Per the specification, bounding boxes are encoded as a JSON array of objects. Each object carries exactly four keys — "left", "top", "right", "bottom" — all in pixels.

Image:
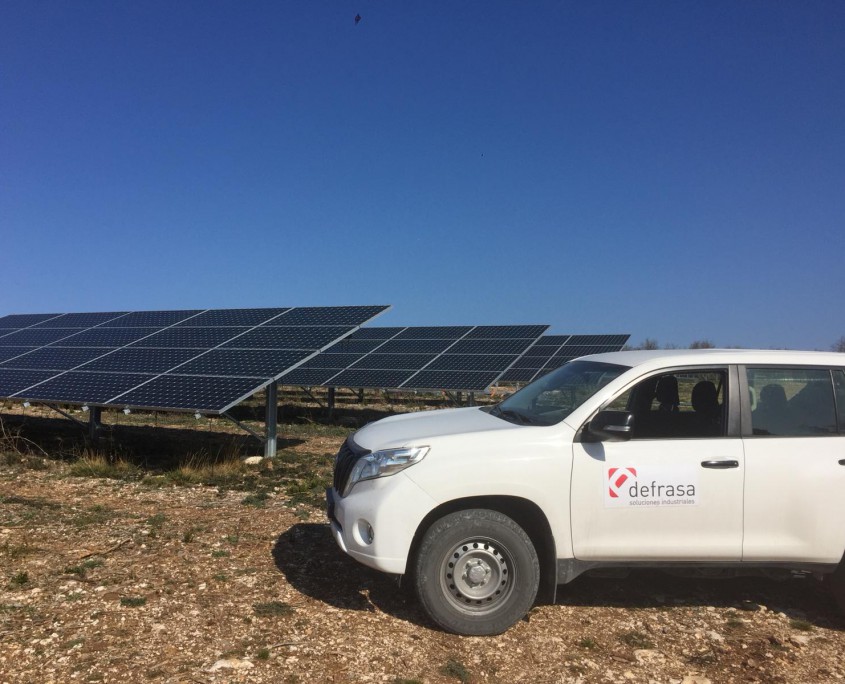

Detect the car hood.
[{"left": 351, "top": 406, "right": 518, "bottom": 451}]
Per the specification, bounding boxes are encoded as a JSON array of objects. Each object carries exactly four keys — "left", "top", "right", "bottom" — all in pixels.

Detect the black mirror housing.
[{"left": 588, "top": 410, "right": 634, "bottom": 442}]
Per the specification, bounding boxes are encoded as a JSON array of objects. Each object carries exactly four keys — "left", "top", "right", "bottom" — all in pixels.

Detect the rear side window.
[
  {"left": 747, "top": 368, "right": 837, "bottom": 436},
  {"left": 835, "top": 370, "right": 845, "bottom": 431}
]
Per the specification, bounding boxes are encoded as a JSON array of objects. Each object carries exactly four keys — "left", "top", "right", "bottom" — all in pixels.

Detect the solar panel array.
[
  {"left": 278, "top": 325, "right": 549, "bottom": 391},
  {"left": 0, "top": 306, "right": 389, "bottom": 413},
  {"left": 499, "top": 334, "right": 630, "bottom": 383}
]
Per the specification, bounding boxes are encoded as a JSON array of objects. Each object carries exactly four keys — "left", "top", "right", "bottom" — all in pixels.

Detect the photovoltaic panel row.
[
  {"left": 499, "top": 333, "right": 630, "bottom": 383},
  {"left": 279, "top": 324, "right": 548, "bottom": 392},
  {"left": 0, "top": 306, "right": 389, "bottom": 412}
]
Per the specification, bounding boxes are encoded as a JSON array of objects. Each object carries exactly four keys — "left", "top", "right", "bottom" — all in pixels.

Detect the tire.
[{"left": 412, "top": 509, "right": 540, "bottom": 635}]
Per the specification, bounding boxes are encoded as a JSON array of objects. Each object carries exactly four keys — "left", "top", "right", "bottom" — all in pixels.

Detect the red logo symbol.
[{"left": 608, "top": 467, "right": 637, "bottom": 498}]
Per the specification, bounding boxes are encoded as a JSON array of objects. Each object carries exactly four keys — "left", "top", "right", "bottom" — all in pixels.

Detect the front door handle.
[{"left": 701, "top": 460, "right": 739, "bottom": 469}]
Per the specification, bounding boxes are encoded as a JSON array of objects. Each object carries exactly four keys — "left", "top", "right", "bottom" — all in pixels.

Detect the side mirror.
[{"left": 588, "top": 410, "right": 634, "bottom": 442}]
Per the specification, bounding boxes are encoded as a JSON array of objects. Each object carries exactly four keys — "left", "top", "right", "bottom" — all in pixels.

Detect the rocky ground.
[{"left": 1, "top": 417, "right": 844, "bottom": 684}]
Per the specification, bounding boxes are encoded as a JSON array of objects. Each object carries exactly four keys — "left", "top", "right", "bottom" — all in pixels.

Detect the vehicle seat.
[
  {"left": 691, "top": 380, "right": 721, "bottom": 435},
  {"left": 654, "top": 376, "right": 680, "bottom": 412},
  {"left": 754, "top": 384, "right": 789, "bottom": 435}
]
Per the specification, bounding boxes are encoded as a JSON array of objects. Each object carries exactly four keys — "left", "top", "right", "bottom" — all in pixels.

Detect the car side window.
[
  {"left": 606, "top": 368, "right": 728, "bottom": 439},
  {"left": 746, "top": 368, "right": 837, "bottom": 436},
  {"left": 832, "top": 370, "right": 845, "bottom": 433}
]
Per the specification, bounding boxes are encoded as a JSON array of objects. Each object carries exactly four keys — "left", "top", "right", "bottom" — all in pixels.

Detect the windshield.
[{"left": 491, "top": 360, "right": 629, "bottom": 426}]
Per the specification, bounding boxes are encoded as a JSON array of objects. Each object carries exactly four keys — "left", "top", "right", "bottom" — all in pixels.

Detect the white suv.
[{"left": 326, "top": 350, "right": 845, "bottom": 635}]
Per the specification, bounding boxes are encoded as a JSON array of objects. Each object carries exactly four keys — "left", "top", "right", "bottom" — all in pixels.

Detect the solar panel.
[
  {"left": 0, "top": 306, "right": 389, "bottom": 413},
  {"left": 278, "top": 324, "right": 549, "bottom": 392},
  {"left": 499, "top": 333, "right": 630, "bottom": 383}
]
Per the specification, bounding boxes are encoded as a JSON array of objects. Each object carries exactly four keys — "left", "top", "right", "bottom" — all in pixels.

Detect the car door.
[
  {"left": 741, "top": 366, "right": 845, "bottom": 563},
  {"left": 570, "top": 365, "right": 745, "bottom": 561}
]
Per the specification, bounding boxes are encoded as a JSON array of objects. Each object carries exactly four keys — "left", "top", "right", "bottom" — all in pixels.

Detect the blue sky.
[{"left": 2, "top": 1, "right": 843, "bottom": 349}]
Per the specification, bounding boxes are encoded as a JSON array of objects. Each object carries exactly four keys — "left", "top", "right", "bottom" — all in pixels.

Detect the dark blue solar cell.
[
  {"left": 15, "top": 372, "right": 155, "bottom": 404},
  {"left": 541, "top": 335, "right": 572, "bottom": 346},
  {"left": 448, "top": 339, "right": 535, "bottom": 355},
  {"left": 269, "top": 305, "right": 389, "bottom": 326},
  {"left": 499, "top": 368, "right": 538, "bottom": 383},
  {"left": 349, "top": 354, "right": 437, "bottom": 370},
  {"left": 0, "top": 369, "right": 57, "bottom": 398},
  {"left": 465, "top": 325, "right": 548, "bottom": 339},
  {"left": 298, "top": 353, "right": 365, "bottom": 370},
  {"left": 553, "top": 345, "right": 614, "bottom": 358},
  {"left": 320, "top": 339, "right": 388, "bottom": 354},
  {"left": 114, "top": 374, "right": 266, "bottom": 412},
  {"left": 100, "top": 310, "right": 204, "bottom": 327},
  {"left": 376, "top": 339, "right": 454, "bottom": 354},
  {"left": 32, "top": 312, "right": 129, "bottom": 328},
  {"left": 175, "top": 349, "right": 312, "bottom": 378},
  {"left": 49, "top": 328, "right": 160, "bottom": 348},
  {"left": 0, "top": 314, "right": 62, "bottom": 328},
  {"left": 401, "top": 370, "right": 499, "bottom": 391},
  {"left": 0, "top": 329, "right": 83, "bottom": 347},
  {"left": 177, "top": 308, "right": 292, "bottom": 327},
  {"left": 394, "top": 326, "right": 472, "bottom": 340},
  {"left": 2, "top": 347, "right": 112, "bottom": 371},
  {"left": 428, "top": 354, "right": 518, "bottom": 372},
  {"left": 0, "top": 347, "right": 37, "bottom": 363},
  {"left": 346, "top": 327, "right": 407, "bottom": 340},
  {"left": 565, "top": 334, "right": 630, "bottom": 346},
  {"left": 510, "top": 355, "right": 547, "bottom": 369},
  {"left": 131, "top": 327, "right": 249, "bottom": 348},
  {"left": 222, "top": 326, "right": 353, "bottom": 350},
  {"left": 328, "top": 368, "right": 415, "bottom": 389},
  {"left": 277, "top": 368, "right": 342, "bottom": 386},
  {"left": 79, "top": 348, "right": 202, "bottom": 374}
]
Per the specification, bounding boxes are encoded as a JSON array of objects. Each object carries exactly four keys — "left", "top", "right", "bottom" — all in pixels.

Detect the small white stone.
[
  {"left": 208, "top": 658, "right": 254, "bottom": 672},
  {"left": 244, "top": 456, "right": 264, "bottom": 466}
]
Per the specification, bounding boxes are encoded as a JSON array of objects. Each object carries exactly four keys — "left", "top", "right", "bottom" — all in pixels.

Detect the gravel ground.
[{"left": 2, "top": 435, "right": 845, "bottom": 684}]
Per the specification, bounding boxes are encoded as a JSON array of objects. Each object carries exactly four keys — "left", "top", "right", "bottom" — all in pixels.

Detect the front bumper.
[{"left": 325, "top": 473, "right": 437, "bottom": 575}]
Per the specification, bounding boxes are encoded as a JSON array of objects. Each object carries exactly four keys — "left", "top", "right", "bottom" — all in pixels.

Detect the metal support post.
[
  {"left": 468, "top": 393, "right": 476, "bottom": 407},
  {"left": 264, "top": 382, "right": 278, "bottom": 459},
  {"left": 358, "top": 388, "right": 364, "bottom": 403},
  {"left": 327, "top": 387, "right": 336, "bottom": 416},
  {"left": 89, "top": 407, "right": 102, "bottom": 444}
]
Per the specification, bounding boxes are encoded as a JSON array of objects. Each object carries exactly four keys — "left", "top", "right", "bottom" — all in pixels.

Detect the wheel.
[{"left": 411, "top": 509, "right": 540, "bottom": 635}]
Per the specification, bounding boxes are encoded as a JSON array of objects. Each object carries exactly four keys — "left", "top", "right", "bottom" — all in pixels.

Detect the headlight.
[{"left": 343, "top": 446, "right": 429, "bottom": 496}]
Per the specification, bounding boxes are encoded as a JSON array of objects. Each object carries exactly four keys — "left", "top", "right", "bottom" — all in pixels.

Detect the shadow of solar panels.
[{"left": 0, "top": 306, "right": 390, "bottom": 412}]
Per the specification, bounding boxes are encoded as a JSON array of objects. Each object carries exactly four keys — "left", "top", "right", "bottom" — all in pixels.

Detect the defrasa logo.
[{"left": 604, "top": 466, "right": 698, "bottom": 508}]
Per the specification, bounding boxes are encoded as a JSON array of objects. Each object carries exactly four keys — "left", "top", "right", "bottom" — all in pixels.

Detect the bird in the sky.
[{"left": 354, "top": 14, "right": 362, "bottom": 25}]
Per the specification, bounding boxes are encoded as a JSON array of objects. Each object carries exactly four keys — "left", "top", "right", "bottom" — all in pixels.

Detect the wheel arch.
[{"left": 407, "top": 495, "right": 558, "bottom": 604}]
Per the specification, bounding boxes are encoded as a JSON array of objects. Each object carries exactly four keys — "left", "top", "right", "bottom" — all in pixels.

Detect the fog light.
[{"left": 356, "top": 519, "right": 374, "bottom": 545}]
